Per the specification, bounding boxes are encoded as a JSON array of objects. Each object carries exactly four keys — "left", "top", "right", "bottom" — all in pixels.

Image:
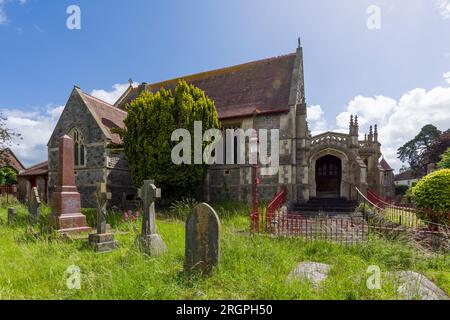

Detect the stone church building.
[{"left": 47, "top": 40, "right": 394, "bottom": 208}]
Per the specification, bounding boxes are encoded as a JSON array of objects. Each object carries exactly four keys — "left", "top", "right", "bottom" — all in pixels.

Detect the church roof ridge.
[
  {"left": 146, "top": 52, "right": 297, "bottom": 89},
  {"left": 77, "top": 88, "right": 128, "bottom": 114},
  {"left": 115, "top": 52, "right": 299, "bottom": 119}
]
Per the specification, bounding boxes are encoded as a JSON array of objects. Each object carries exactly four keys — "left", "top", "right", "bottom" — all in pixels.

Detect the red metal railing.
[
  {"left": 0, "top": 185, "right": 17, "bottom": 195},
  {"left": 357, "top": 187, "right": 449, "bottom": 251},
  {"left": 264, "top": 188, "right": 287, "bottom": 231}
]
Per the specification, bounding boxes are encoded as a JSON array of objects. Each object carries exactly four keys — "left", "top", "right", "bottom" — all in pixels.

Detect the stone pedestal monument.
[
  {"left": 89, "top": 183, "right": 117, "bottom": 252},
  {"left": 136, "top": 180, "right": 167, "bottom": 255},
  {"left": 49, "top": 135, "right": 91, "bottom": 234}
]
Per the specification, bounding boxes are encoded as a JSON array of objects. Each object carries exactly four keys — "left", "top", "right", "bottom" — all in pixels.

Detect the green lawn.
[{"left": 0, "top": 201, "right": 448, "bottom": 300}]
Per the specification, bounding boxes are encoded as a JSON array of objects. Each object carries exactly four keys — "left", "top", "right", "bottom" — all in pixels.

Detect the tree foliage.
[
  {"left": 0, "top": 167, "right": 17, "bottom": 185},
  {"left": 397, "top": 124, "right": 441, "bottom": 174},
  {"left": 412, "top": 169, "right": 450, "bottom": 224},
  {"left": 0, "top": 112, "right": 21, "bottom": 166},
  {"left": 437, "top": 148, "right": 450, "bottom": 169},
  {"left": 122, "top": 80, "right": 220, "bottom": 203},
  {"left": 421, "top": 130, "right": 450, "bottom": 167}
]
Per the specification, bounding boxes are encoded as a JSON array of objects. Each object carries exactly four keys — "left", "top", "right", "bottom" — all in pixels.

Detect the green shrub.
[
  {"left": 437, "top": 147, "right": 450, "bottom": 169},
  {"left": 395, "top": 185, "right": 409, "bottom": 196},
  {"left": 122, "top": 80, "right": 220, "bottom": 204},
  {"left": 412, "top": 169, "right": 450, "bottom": 224}
]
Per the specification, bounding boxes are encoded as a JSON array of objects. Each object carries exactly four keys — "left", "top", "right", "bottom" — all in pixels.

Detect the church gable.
[{"left": 48, "top": 87, "right": 108, "bottom": 149}]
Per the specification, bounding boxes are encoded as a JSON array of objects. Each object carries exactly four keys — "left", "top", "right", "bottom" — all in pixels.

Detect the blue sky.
[{"left": 1, "top": 0, "right": 450, "bottom": 169}]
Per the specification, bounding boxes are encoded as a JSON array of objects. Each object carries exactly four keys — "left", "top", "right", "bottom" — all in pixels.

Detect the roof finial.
[
  {"left": 128, "top": 78, "right": 133, "bottom": 86},
  {"left": 355, "top": 115, "right": 358, "bottom": 126},
  {"left": 350, "top": 114, "right": 354, "bottom": 126},
  {"left": 298, "top": 37, "right": 302, "bottom": 48}
]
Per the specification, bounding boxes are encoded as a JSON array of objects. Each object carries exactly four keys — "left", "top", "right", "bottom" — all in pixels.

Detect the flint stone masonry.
[
  {"left": 288, "top": 262, "right": 331, "bottom": 287},
  {"left": 47, "top": 88, "right": 135, "bottom": 208},
  {"left": 185, "top": 203, "right": 221, "bottom": 274}
]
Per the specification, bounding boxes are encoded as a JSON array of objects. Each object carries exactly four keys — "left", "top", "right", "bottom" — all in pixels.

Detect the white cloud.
[
  {"left": 0, "top": 0, "right": 27, "bottom": 26},
  {"left": 91, "top": 82, "right": 137, "bottom": 105},
  {"left": 436, "top": 0, "right": 450, "bottom": 19},
  {"left": 335, "top": 87, "right": 450, "bottom": 172},
  {"left": 444, "top": 71, "right": 450, "bottom": 84},
  {"left": 0, "top": 0, "right": 7, "bottom": 25},
  {"left": 1, "top": 105, "right": 63, "bottom": 167},
  {"left": 307, "top": 105, "right": 328, "bottom": 135}
]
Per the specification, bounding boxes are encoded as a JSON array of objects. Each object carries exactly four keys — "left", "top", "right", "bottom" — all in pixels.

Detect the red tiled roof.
[
  {"left": 116, "top": 53, "right": 297, "bottom": 119},
  {"left": 379, "top": 158, "right": 393, "bottom": 171},
  {"left": 0, "top": 148, "right": 25, "bottom": 172},
  {"left": 78, "top": 90, "right": 127, "bottom": 145},
  {"left": 17, "top": 161, "right": 48, "bottom": 177}
]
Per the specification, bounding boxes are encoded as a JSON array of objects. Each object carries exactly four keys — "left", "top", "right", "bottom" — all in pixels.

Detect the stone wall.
[{"left": 48, "top": 90, "right": 108, "bottom": 208}]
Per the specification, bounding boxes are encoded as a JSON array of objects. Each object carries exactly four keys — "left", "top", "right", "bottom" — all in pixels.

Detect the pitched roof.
[
  {"left": 394, "top": 170, "right": 420, "bottom": 181},
  {"left": 115, "top": 53, "right": 297, "bottom": 119},
  {"left": 77, "top": 89, "right": 127, "bottom": 145},
  {"left": 379, "top": 158, "right": 393, "bottom": 171},
  {"left": 0, "top": 148, "right": 25, "bottom": 172},
  {"left": 17, "top": 161, "right": 48, "bottom": 177}
]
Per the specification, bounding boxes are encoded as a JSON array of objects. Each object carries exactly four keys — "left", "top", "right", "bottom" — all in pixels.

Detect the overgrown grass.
[{"left": 0, "top": 201, "right": 448, "bottom": 300}]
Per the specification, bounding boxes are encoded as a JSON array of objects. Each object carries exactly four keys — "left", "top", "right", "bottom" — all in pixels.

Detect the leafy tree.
[
  {"left": 412, "top": 169, "right": 450, "bottom": 224},
  {"left": 122, "top": 80, "right": 220, "bottom": 203},
  {"left": 397, "top": 124, "right": 441, "bottom": 174},
  {"left": 421, "top": 130, "right": 450, "bottom": 167},
  {"left": 0, "top": 167, "right": 17, "bottom": 185},
  {"left": 0, "top": 112, "right": 21, "bottom": 166},
  {"left": 395, "top": 185, "right": 409, "bottom": 196},
  {"left": 437, "top": 148, "right": 450, "bottom": 169}
]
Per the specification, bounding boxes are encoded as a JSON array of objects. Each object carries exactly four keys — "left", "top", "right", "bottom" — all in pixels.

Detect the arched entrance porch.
[
  {"left": 315, "top": 155, "right": 341, "bottom": 198},
  {"left": 309, "top": 148, "right": 350, "bottom": 200}
]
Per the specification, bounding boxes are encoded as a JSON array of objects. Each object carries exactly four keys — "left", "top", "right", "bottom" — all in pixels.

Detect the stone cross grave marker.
[
  {"left": 7, "top": 208, "right": 17, "bottom": 225},
  {"left": 184, "top": 203, "right": 221, "bottom": 274},
  {"left": 88, "top": 183, "right": 117, "bottom": 252},
  {"left": 136, "top": 180, "right": 166, "bottom": 255},
  {"left": 28, "top": 187, "right": 41, "bottom": 225}
]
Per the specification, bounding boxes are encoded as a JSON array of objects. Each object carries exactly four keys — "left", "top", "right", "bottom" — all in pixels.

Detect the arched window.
[{"left": 69, "top": 128, "right": 86, "bottom": 167}]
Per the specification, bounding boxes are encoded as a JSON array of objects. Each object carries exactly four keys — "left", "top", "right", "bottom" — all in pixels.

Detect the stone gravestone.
[
  {"left": 136, "top": 180, "right": 167, "bottom": 255},
  {"left": 49, "top": 135, "right": 91, "bottom": 234},
  {"left": 7, "top": 208, "right": 17, "bottom": 225},
  {"left": 28, "top": 187, "right": 41, "bottom": 225},
  {"left": 88, "top": 183, "right": 117, "bottom": 252},
  {"left": 184, "top": 203, "right": 221, "bottom": 274}
]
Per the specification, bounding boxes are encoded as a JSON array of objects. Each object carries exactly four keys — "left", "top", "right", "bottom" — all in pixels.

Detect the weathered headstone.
[
  {"left": 89, "top": 183, "right": 117, "bottom": 252},
  {"left": 136, "top": 180, "right": 167, "bottom": 255},
  {"left": 49, "top": 135, "right": 91, "bottom": 234},
  {"left": 28, "top": 187, "right": 41, "bottom": 225},
  {"left": 7, "top": 208, "right": 17, "bottom": 225},
  {"left": 184, "top": 203, "right": 221, "bottom": 274}
]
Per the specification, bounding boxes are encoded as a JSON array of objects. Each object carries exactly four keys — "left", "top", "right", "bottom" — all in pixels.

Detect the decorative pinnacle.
[
  {"left": 128, "top": 78, "right": 133, "bottom": 86},
  {"left": 350, "top": 115, "right": 354, "bottom": 126},
  {"left": 369, "top": 125, "right": 373, "bottom": 135},
  {"left": 355, "top": 115, "right": 358, "bottom": 126},
  {"left": 374, "top": 124, "right": 378, "bottom": 134},
  {"left": 298, "top": 37, "right": 302, "bottom": 48}
]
